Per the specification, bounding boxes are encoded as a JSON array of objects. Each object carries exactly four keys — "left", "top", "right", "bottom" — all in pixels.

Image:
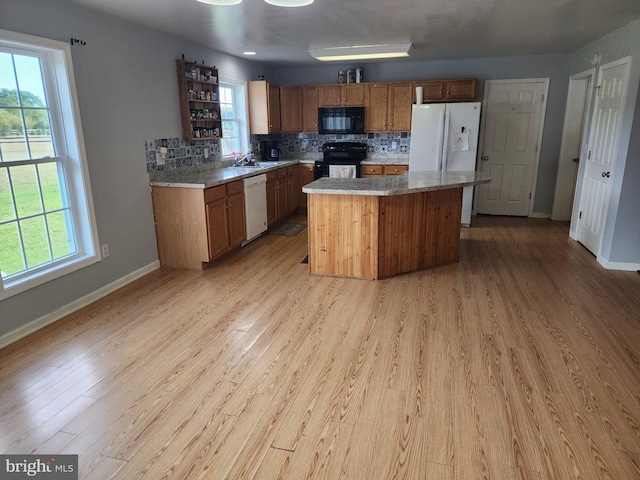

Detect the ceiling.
[{"left": 66, "top": 0, "right": 640, "bottom": 66}]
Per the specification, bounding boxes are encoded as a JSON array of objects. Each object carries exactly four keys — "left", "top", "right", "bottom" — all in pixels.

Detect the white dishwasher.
[{"left": 242, "top": 174, "right": 268, "bottom": 245}]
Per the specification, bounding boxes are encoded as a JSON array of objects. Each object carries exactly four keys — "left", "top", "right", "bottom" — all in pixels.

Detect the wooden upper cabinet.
[
  {"left": 280, "top": 85, "right": 303, "bottom": 133},
  {"left": 365, "top": 83, "right": 389, "bottom": 131},
  {"left": 412, "top": 80, "right": 445, "bottom": 102},
  {"left": 387, "top": 82, "right": 412, "bottom": 132},
  {"left": 302, "top": 85, "right": 319, "bottom": 132},
  {"left": 318, "top": 85, "right": 342, "bottom": 106},
  {"left": 444, "top": 78, "right": 477, "bottom": 101},
  {"left": 318, "top": 84, "right": 365, "bottom": 106},
  {"left": 248, "top": 80, "right": 281, "bottom": 134},
  {"left": 342, "top": 84, "right": 365, "bottom": 105},
  {"left": 411, "top": 78, "right": 476, "bottom": 102},
  {"left": 366, "top": 82, "right": 412, "bottom": 132}
]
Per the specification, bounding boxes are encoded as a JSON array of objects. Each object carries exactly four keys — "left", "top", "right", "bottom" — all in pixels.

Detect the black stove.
[{"left": 313, "top": 142, "right": 368, "bottom": 180}]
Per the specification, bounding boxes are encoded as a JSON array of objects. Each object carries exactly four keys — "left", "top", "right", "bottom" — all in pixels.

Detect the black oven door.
[{"left": 314, "top": 160, "right": 362, "bottom": 180}]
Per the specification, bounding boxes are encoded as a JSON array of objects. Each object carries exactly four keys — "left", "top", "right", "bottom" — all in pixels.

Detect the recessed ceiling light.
[
  {"left": 196, "top": 0, "right": 241, "bottom": 5},
  {"left": 243, "top": 51, "right": 257, "bottom": 56},
  {"left": 264, "top": 0, "right": 314, "bottom": 6},
  {"left": 309, "top": 43, "right": 413, "bottom": 61}
]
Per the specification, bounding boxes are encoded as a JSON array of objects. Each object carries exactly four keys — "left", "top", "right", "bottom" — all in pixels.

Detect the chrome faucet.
[{"left": 233, "top": 152, "right": 253, "bottom": 166}]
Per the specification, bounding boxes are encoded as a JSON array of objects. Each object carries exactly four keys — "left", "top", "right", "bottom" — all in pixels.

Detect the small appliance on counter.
[{"left": 261, "top": 140, "right": 281, "bottom": 161}]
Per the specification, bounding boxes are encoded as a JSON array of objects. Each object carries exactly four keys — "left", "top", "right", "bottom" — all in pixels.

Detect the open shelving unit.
[{"left": 176, "top": 59, "right": 222, "bottom": 141}]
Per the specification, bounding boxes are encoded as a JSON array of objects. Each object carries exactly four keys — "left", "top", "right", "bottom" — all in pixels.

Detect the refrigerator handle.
[{"left": 441, "top": 108, "right": 450, "bottom": 172}]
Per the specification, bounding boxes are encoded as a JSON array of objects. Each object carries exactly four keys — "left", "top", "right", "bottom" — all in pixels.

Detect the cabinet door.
[
  {"left": 297, "top": 164, "right": 314, "bottom": 210},
  {"left": 342, "top": 84, "right": 365, "bottom": 105},
  {"left": 388, "top": 82, "right": 412, "bottom": 132},
  {"left": 413, "top": 81, "right": 445, "bottom": 102},
  {"left": 227, "top": 193, "right": 246, "bottom": 247},
  {"left": 302, "top": 86, "right": 319, "bottom": 132},
  {"left": 318, "top": 85, "right": 342, "bottom": 106},
  {"left": 206, "top": 198, "right": 229, "bottom": 260},
  {"left": 444, "top": 79, "right": 477, "bottom": 101},
  {"left": 266, "top": 180, "right": 278, "bottom": 226},
  {"left": 280, "top": 85, "right": 303, "bottom": 132},
  {"left": 287, "top": 170, "right": 296, "bottom": 214},
  {"left": 365, "top": 84, "right": 388, "bottom": 131},
  {"left": 277, "top": 179, "right": 288, "bottom": 220},
  {"left": 268, "top": 83, "right": 281, "bottom": 133}
]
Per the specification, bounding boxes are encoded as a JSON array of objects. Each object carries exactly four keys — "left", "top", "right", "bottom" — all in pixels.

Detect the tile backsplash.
[
  {"left": 144, "top": 138, "right": 221, "bottom": 172},
  {"left": 144, "top": 131, "right": 411, "bottom": 172},
  {"left": 250, "top": 132, "right": 411, "bottom": 158}
]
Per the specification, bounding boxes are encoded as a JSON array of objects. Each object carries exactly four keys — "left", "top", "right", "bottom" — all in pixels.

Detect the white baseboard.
[
  {"left": 530, "top": 212, "right": 550, "bottom": 219},
  {"left": 0, "top": 261, "right": 160, "bottom": 349},
  {"left": 597, "top": 256, "right": 640, "bottom": 272}
]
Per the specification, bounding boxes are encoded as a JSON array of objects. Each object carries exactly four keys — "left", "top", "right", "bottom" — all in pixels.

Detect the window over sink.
[{"left": 219, "top": 79, "right": 249, "bottom": 159}]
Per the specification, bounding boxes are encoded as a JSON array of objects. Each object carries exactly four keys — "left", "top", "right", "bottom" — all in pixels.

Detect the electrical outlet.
[
  {"left": 392, "top": 141, "right": 397, "bottom": 149},
  {"left": 204, "top": 147, "right": 209, "bottom": 158},
  {"left": 101, "top": 244, "right": 109, "bottom": 258}
]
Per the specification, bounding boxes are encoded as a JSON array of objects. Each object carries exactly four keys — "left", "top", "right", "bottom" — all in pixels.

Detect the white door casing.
[
  {"left": 576, "top": 58, "right": 630, "bottom": 256},
  {"left": 477, "top": 79, "right": 548, "bottom": 216},
  {"left": 552, "top": 70, "right": 594, "bottom": 222}
]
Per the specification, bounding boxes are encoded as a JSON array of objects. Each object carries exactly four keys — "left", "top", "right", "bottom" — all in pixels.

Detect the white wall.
[{"left": 0, "top": 0, "right": 266, "bottom": 339}]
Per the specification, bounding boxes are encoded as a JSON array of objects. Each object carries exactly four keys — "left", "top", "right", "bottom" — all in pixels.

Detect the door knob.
[
  {"left": 572, "top": 157, "right": 580, "bottom": 163},
  {"left": 602, "top": 171, "right": 610, "bottom": 178},
  {"left": 482, "top": 156, "right": 489, "bottom": 161}
]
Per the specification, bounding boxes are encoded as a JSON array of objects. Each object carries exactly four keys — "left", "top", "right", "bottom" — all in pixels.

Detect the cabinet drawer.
[
  {"left": 383, "top": 165, "right": 408, "bottom": 175},
  {"left": 277, "top": 167, "right": 288, "bottom": 179},
  {"left": 362, "top": 165, "right": 383, "bottom": 175},
  {"left": 205, "top": 185, "right": 226, "bottom": 203},
  {"left": 226, "top": 180, "right": 244, "bottom": 196},
  {"left": 287, "top": 166, "right": 295, "bottom": 176},
  {"left": 266, "top": 170, "right": 278, "bottom": 182}
]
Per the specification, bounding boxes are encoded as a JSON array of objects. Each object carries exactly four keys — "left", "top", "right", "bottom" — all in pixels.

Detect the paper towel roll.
[{"left": 415, "top": 86, "right": 423, "bottom": 105}]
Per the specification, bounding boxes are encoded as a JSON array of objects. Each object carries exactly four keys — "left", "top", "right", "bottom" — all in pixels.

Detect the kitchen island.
[{"left": 302, "top": 171, "right": 491, "bottom": 280}]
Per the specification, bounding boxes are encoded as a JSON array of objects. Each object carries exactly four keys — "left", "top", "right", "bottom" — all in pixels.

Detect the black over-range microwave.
[{"left": 318, "top": 106, "right": 365, "bottom": 134}]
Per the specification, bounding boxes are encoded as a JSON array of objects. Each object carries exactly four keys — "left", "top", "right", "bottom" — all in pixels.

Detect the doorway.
[
  {"left": 476, "top": 79, "right": 549, "bottom": 216},
  {"left": 551, "top": 70, "right": 594, "bottom": 222}
]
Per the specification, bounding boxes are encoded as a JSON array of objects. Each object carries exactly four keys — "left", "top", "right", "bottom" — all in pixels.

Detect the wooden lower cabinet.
[
  {"left": 266, "top": 167, "right": 293, "bottom": 226},
  {"left": 361, "top": 164, "right": 408, "bottom": 178},
  {"left": 152, "top": 181, "right": 246, "bottom": 270},
  {"left": 297, "top": 164, "right": 314, "bottom": 210}
]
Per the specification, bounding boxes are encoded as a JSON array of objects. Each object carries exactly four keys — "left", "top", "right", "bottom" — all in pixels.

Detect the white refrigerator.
[{"left": 409, "top": 102, "right": 481, "bottom": 226}]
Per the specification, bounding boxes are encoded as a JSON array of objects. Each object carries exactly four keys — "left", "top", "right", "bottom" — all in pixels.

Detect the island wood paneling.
[
  {"left": 307, "top": 187, "right": 462, "bottom": 279},
  {"left": 307, "top": 193, "right": 379, "bottom": 279},
  {"left": 378, "top": 188, "right": 461, "bottom": 278},
  {"left": 151, "top": 186, "right": 208, "bottom": 270}
]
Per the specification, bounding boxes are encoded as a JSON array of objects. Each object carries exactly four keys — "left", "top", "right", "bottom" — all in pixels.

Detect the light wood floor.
[{"left": 1, "top": 215, "right": 640, "bottom": 479}]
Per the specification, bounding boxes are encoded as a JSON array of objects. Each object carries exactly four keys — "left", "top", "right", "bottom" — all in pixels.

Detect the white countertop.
[{"left": 302, "top": 171, "right": 491, "bottom": 196}]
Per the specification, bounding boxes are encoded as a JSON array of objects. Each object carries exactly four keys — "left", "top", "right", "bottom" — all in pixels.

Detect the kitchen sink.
[{"left": 229, "top": 164, "right": 263, "bottom": 168}]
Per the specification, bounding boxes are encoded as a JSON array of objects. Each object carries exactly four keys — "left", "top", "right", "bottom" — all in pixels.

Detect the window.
[
  {"left": 0, "top": 29, "right": 99, "bottom": 299},
  {"left": 219, "top": 80, "right": 249, "bottom": 157}
]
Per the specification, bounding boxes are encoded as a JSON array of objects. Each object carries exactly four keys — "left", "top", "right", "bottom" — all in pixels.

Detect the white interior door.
[
  {"left": 477, "top": 80, "right": 548, "bottom": 216},
  {"left": 576, "top": 58, "right": 630, "bottom": 255}
]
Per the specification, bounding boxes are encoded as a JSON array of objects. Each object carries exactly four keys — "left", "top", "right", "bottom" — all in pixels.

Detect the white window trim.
[
  {"left": 219, "top": 78, "right": 249, "bottom": 159},
  {"left": 0, "top": 29, "right": 100, "bottom": 300}
]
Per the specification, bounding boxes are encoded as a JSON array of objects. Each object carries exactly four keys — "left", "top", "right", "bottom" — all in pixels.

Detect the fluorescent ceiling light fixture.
[
  {"left": 243, "top": 51, "right": 257, "bottom": 55},
  {"left": 264, "top": 0, "right": 314, "bottom": 6},
  {"left": 309, "top": 43, "right": 413, "bottom": 61},
  {"left": 196, "top": 0, "right": 241, "bottom": 5}
]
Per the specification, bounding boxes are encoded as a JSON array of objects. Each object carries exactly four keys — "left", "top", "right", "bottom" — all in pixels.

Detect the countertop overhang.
[{"left": 302, "top": 171, "right": 491, "bottom": 196}]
